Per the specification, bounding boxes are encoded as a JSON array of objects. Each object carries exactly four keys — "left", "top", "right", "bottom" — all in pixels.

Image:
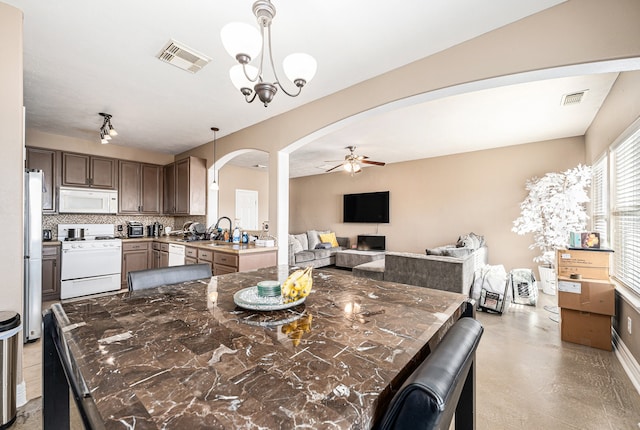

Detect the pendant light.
[{"left": 210, "top": 127, "right": 220, "bottom": 191}]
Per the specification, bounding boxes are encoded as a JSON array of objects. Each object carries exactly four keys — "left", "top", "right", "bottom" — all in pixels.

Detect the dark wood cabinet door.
[
  {"left": 42, "top": 246, "right": 60, "bottom": 301},
  {"left": 159, "top": 251, "right": 169, "bottom": 268},
  {"left": 91, "top": 156, "right": 117, "bottom": 189},
  {"left": 122, "top": 249, "right": 149, "bottom": 285},
  {"left": 151, "top": 249, "right": 161, "bottom": 269},
  {"left": 62, "top": 152, "right": 91, "bottom": 187},
  {"left": 118, "top": 161, "right": 140, "bottom": 213},
  {"left": 26, "top": 147, "right": 57, "bottom": 213},
  {"left": 141, "top": 164, "right": 162, "bottom": 214},
  {"left": 175, "top": 158, "right": 190, "bottom": 215},
  {"left": 163, "top": 163, "right": 176, "bottom": 214}
]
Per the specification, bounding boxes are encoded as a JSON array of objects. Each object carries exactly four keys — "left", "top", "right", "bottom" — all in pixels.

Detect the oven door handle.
[
  {"left": 63, "top": 248, "right": 121, "bottom": 254},
  {"left": 67, "top": 275, "right": 115, "bottom": 284}
]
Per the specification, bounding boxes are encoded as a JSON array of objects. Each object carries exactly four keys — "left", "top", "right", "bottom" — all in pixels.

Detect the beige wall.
[
  {"left": 585, "top": 69, "right": 640, "bottom": 371},
  {"left": 218, "top": 165, "right": 269, "bottom": 232},
  {"left": 290, "top": 137, "right": 585, "bottom": 272},
  {"left": 26, "top": 129, "right": 175, "bottom": 165},
  {"left": 1, "top": 3, "right": 24, "bottom": 315},
  {"left": 180, "top": 0, "right": 640, "bottom": 243}
]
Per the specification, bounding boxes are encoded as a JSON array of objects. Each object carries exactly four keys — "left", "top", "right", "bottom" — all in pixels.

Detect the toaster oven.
[{"left": 127, "top": 222, "right": 144, "bottom": 238}]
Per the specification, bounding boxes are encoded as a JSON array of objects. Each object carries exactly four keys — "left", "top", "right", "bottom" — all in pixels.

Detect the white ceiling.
[{"left": 7, "top": 0, "right": 629, "bottom": 177}]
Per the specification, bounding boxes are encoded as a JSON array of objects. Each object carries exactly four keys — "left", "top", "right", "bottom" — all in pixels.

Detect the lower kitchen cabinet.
[
  {"left": 121, "top": 241, "right": 151, "bottom": 286},
  {"left": 185, "top": 247, "right": 198, "bottom": 265},
  {"left": 159, "top": 243, "right": 169, "bottom": 267},
  {"left": 197, "top": 249, "right": 213, "bottom": 273},
  {"left": 42, "top": 244, "right": 61, "bottom": 301},
  {"left": 213, "top": 252, "right": 239, "bottom": 276}
]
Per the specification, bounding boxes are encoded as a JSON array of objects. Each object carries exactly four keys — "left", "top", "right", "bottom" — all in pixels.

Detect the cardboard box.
[
  {"left": 556, "top": 249, "right": 611, "bottom": 281},
  {"left": 560, "top": 308, "right": 612, "bottom": 351},
  {"left": 557, "top": 278, "right": 615, "bottom": 315}
]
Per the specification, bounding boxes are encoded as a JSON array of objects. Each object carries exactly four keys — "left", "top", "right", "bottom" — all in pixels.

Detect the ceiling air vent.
[
  {"left": 157, "top": 39, "right": 211, "bottom": 74},
  {"left": 561, "top": 90, "right": 588, "bottom": 106}
]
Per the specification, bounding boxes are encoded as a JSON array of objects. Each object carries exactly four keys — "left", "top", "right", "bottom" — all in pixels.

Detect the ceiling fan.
[{"left": 326, "top": 146, "right": 386, "bottom": 174}]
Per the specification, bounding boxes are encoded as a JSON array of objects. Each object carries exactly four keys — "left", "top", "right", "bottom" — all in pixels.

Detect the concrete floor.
[{"left": 11, "top": 292, "right": 640, "bottom": 429}]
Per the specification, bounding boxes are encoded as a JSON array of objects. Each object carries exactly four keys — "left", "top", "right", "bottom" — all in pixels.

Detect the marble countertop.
[
  {"left": 122, "top": 236, "right": 278, "bottom": 255},
  {"left": 52, "top": 266, "right": 468, "bottom": 429}
]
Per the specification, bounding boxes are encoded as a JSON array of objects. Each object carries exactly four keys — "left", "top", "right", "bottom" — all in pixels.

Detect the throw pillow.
[
  {"left": 315, "top": 243, "right": 332, "bottom": 249},
  {"left": 319, "top": 232, "right": 339, "bottom": 247},
  {"left": 289, "top": 235, "right": 303, "bottom": 254},
  {"left": 445, "top": 247, "right": 473, "bottom": 258},
  {"left": 307, "top": 230, "right": 321, "bottom": 250},
  {"left": 426, "top": 246, "right": 451, "bottom": 256},
  {"left": 293, "top": 233, "right": 309, "bottom": 250}
]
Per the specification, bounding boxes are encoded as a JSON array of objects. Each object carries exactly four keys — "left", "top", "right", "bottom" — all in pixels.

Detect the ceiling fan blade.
[
  {"left": 361, "top": 160, "right": 386, "bottom": 166},
  {"left": 326, "top": 163, "right": 344, "bottom": 173}
]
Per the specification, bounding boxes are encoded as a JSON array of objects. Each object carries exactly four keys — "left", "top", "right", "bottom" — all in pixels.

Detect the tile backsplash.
[{"left": 43, "top": 214, "right": 206, "bottom": 239}]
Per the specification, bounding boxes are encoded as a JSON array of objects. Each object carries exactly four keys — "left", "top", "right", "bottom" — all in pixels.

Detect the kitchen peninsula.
[{"left": 43, "top": 266, "right": 473, "bottom": 429}]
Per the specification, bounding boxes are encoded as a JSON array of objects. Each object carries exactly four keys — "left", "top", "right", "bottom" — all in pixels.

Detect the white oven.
[{"left": 59, "top": 224, "right": 122, "bottom": 299}]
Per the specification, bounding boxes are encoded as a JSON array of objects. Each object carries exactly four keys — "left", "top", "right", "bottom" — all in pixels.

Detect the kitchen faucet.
[{"left": 211, "top": 216, "right": 232, "bottom": 241}]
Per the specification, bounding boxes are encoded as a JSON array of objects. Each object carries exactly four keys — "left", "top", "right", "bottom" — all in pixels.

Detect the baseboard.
[
  {"left": 613, "top": 330, "right": 640, "bottom": 395},
  {"left": 16, "top": 380, "right": 27, "bottom": 407}
]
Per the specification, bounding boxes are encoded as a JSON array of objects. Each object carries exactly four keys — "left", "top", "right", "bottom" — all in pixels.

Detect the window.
[
  {"left": 611, "top": 126, "right": 640, "bottom": 295},
  {"left": 590, "top": 155, "right": 608, "bottom": 245}
]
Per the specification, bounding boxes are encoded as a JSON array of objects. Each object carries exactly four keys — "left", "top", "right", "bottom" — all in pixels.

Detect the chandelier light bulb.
[
  {"left": 283, "top": 53, "right": 317, "bottom": 85},
  {"left": 221, "top": 22, "right": 262, "bottom": 63},
  {"left": 229, "top": 64, "right": 258, "bottom": 92}
]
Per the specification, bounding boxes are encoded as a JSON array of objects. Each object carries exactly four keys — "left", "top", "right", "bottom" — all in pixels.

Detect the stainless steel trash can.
[{"left": 0, "top": 311, "right": 21, "bottom": 429}]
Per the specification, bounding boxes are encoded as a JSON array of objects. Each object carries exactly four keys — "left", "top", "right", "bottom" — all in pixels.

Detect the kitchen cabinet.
[
  {"left": 62, "top": 152, "right": 117, "bottom": 189},
  {"left": 42, "top": 244, "right": 61, "bottom": 301},
  {"left": 163, "top": 156, "right": 206, "bottom": 215},
  {"left": 119, "top": 161, "right": 162, "bottom": 214},
  {"left": 159, "top": 243, "right": 169, "bottom": 267},
  {"left": 213, "top": 252, "right": 238, "bottom": 276},
  {"left": 26, "top": 147, "right": 59, "bottom": 214},
  {"left": 197, "top": 249, "right": 213, "bottom": 272},
  {"left": 121, "top": 241, "right": 151, "bottom": 286},
  {"left": 151, "top": 242, "right": 161, "bottom": 269},
  {"left": 185, "top": 247, "right": 198, "bottom": 265}
]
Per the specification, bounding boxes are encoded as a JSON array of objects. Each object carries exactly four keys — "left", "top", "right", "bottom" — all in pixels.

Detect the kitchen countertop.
[
  {"left": 121, "top": 236, "right": 278, "bottom": 255},
  {"left": 44, "top": 266, "right": 470, "bottom": 429}
]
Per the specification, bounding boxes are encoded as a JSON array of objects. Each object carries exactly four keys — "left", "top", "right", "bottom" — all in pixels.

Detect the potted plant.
[{"left": 512, "top": 164, "right": 592, "bottom": 294}]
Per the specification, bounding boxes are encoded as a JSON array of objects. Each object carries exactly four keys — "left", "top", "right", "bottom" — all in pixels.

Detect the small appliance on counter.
[
  {"left": 126, "top": 221, "right": 144, "bottom": 238},
  {"left": 43, "top": 229, "right": 52, "bottom": 241},
  {"left": 146, "top": 222, "right": 163, "bottom": 237}
]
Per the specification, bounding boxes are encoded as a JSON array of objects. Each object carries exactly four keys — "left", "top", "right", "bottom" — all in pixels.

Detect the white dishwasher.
[{"left": 168, "top": 243, "right": 186, "bottom": 266}]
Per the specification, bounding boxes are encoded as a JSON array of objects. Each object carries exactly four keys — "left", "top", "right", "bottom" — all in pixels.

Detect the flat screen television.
[{"left": 343, "top": 191, "right": 390, "bottom": 223}]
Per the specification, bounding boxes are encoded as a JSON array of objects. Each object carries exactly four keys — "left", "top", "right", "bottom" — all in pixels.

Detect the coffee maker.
[{"left": 146, "top": 222, "right": 163, "bottom": 237}]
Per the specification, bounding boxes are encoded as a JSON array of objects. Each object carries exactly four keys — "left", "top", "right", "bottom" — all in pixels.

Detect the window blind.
[
  {"left": 591, "top": 156, "right": 608, "bottom": 246},
  {"left": 612, "top": 127, "right": 640, "bottom": 295}
]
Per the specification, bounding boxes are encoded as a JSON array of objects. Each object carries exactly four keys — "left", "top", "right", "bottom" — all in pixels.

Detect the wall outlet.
[
  {"left": 628, "top": 317, "right": 632, "bottom": 335},
  {"left": 117, "top": 224, "right": 123, "bottom": 232}
]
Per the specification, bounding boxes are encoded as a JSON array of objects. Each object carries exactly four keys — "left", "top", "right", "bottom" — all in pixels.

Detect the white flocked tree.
[{"left": 512, "top": 164, "right": 592, "bottom": 266}]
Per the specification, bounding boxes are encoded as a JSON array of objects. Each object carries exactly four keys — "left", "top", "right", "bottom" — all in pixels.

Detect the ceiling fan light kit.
[
  {"left": 327, "top": 146, "right": 386, "bottom": 176},
  {"left": 221, "top": 0, "right": 317, "bottom": 107}
]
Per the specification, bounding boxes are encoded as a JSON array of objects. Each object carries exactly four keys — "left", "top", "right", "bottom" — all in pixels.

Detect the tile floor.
[{"left": 11, "top": 293, "right": 640, "bottom": 429}]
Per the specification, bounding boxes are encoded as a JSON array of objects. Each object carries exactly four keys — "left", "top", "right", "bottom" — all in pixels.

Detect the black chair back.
[{"left": 375, "top": 317, "right": 483, "bottom": 430}]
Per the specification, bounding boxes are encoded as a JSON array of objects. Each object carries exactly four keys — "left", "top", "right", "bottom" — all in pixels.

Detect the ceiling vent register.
[
  {"left": 157, "top": 39, "right": 211, "bottom": 73},
  {"left": 561, "top": 90, "right": 588, "bottom": 106}
]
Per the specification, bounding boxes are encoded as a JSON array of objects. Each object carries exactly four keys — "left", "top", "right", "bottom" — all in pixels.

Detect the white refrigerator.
[{"left": 24, "top": 169, "right": 43, "bottom": 342}]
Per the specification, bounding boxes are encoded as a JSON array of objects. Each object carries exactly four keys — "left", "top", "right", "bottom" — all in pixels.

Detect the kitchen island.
[{"left": 43, "top": 266, "right": 474, "bottom": 429}]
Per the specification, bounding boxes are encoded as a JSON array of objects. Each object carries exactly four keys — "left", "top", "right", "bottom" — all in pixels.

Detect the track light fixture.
[
  {"left": 99, "top": 112, "right": 117, "bottom": 144},
  {"left": 221, "top": 0, "right": 317, "bottom": 107}
]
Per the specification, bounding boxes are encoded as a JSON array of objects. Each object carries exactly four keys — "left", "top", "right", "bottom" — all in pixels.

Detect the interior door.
[{"left": 235, "top": 189, "right": 258, "bottom": 230}]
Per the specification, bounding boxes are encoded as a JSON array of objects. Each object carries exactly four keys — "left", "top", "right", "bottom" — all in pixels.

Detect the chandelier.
[
  {"left": 221, "top": 0, "right": 317, "bottom": 107},
  {"left": 98, "top": 112, "right": 117, "bottom": 144}
]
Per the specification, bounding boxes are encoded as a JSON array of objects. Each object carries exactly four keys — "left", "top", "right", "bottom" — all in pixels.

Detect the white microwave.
[{"left": 58, "top": 187, "right": 118, "bottom": 214}]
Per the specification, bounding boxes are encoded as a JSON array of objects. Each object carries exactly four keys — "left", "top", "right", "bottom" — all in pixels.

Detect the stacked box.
[
  {"left": 556, "top": 248, "right": 611, "bottom": 280},
  {"left": 556, "top": 249, "right": 614, "bottom": 351}
]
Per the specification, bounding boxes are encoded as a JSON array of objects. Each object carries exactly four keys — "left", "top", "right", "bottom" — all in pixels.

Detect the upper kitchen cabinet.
[
  {"left": 163, "top": 156, "right": 206, "bottom": 215},
  {"left": 62, "top": 152, "right": 117, "bottom": 189},
  {"left": 119, "top": 161, "right": 162, "bottom": 214},
  {"left": 26, "top": 147, "right": 59, "bottom": 213}
]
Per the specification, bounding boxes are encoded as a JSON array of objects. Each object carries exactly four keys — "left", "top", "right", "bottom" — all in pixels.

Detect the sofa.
[
  {"left": 288, "top": 230, "right": 350, "bottom": 268},
  {"left": 353, "top": 233, "right": 488, "bottom": 296}
]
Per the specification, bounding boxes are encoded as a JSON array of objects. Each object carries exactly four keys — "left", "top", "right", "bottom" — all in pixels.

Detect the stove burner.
[
  {"left": 64, "top": 237, "right": 86, "bottom": 241},
  {"left": 95, "top": 236, "right": 115, "bottom": 240}
]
